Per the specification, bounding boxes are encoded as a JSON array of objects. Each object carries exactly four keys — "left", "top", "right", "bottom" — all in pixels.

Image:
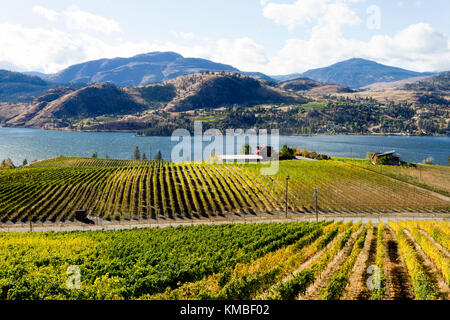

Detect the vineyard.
[
  {"left": 0, "top": 157, "right": 448, "bottom": 223},
  {"left": 0, "top": 220, "right": 448, "bottom": 300},
  {"left": 338, "top": 158, "right": 450, "bottom": 197}
]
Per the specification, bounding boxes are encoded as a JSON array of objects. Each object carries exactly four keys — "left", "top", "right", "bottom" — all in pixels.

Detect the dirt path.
[
  {"left": 402, "top": 228, "right": 450, "bottom": 299},
  {"left": 384, "top": 227, "right": 415, "bottom": 300},
  {"left": 258, "top": 226, "right": 347, "bottom": 299},
  {"left": 342, "top": 226, "right": 377, "bottom": 300},
  {"left": 418, "top": 228, "right": 450, "bottom": 259},
  {"left": 299, "top": 226, "right": 363, "bottom": 300},
  {"left": 1, "top": 214, "right": 448, "bottom": 233}
]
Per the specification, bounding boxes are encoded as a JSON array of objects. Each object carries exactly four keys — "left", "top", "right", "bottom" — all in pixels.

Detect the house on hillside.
[
  {"left": 255, "top": 145, "right": 273, "bottom": 160},
  {"left": 216, "top": 154, "right": 263, "bottom": 163},
  {"left": 217, "top": 145, "right": 272, "bottom": 163},
  {"left": 371, "top": 150, "right": 401, "bottom": 165}
]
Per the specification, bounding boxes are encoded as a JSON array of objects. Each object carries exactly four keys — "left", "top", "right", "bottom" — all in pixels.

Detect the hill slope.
[
  {"left": 159, "top": 72, "right": 303, "bottom": 112},
  {"left": 302, "top": 58, "right": 433, "bottom": 88},
  {"left": 278, "top": 77, "right": 353, "bottom": 96},
  {"left": 47, "top": 52, "right": 248, "bottom": 86},
  {"left": 361, "top": 75, "right": 434, "bottom": 91},
  {"left": 336, "top": 71, "right": 450, "bottom": 105},
  {"left": 0, "top": 70, "right": 56, "bottom": 102},
  {"left": 3, "top": 83, "right": 148, "bottom": 128},
  {"left": 403, "top": 71, "right": 450, "bottom": 92},
  {"left": 0, "top": 73, "right": 306, "bottom": 129}
]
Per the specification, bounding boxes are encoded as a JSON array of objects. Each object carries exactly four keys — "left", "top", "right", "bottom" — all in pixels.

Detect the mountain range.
[
  {"left": 47, "top": 52, "right": 241, "bottom": 86},
  {"left": 0, "top": 72, "right": 306, "bottom": 129},
  {"left": 0, "top": 70, "right": 56, "bottom": 103},
  {"left": 0, "top": 52, "right": 447, "bottom": 134},
  {"left": 301, "top": 58, "right": 435, "bottom": 89},
  {"left": 21, "top": 52, "right": 439, "bottom": 90}
]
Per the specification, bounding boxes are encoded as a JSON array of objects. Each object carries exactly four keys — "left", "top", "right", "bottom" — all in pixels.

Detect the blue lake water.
[{"left": 0, "top": 127, "right": 449, "bottom": 165}]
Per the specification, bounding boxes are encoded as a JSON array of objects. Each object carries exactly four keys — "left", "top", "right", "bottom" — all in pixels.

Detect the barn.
[{"left": 371, "top": 150, "right": 401, "bottom": 165}]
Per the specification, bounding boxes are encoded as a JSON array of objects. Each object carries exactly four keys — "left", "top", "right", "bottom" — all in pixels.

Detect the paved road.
[{"left": 1, "top": 213, "right": 448, "bottom": 233}]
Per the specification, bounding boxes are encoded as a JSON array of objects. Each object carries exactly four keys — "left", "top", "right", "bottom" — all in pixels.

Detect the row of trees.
[
  {"left": 133, "top": 147, "right": 162, "bottom": 161},
  {"left": 279, "top": 145, "right": 331, "bottom": 160},
  {"left": 239, "top": 143, "right": 331, "bottom": 161},
  {"left": 89, "top": 147, "right": 163, "bottom": 161},
  {"left": 0, "top": 158, "right": 29, "bottom": 169}
]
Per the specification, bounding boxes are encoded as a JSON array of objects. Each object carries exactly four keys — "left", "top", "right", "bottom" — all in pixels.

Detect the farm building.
[
  {"left": 371, "top": 150, "right": 401, "bottom": 165},
  {"left": 217, "top": 145, "right": 272, "bottom": 163},
  {"left": 255, "top": 145, "right": 273, "bottom": 160},
  {"left": 216, "top": 154, "right": 263, "bottom": 163}
]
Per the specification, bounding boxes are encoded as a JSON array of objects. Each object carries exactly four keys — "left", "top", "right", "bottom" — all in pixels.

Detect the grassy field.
[
  {"left": 0, "top": 220, "right": 448, "bottom": 300},
  {"left": 0, "top": 157, "right": 448, "bottom": 223}
]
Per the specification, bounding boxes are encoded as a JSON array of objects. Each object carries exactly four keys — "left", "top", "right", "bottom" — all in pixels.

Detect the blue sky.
[{"left": 0, "top": 0, "right": 449, "bottom": 74}]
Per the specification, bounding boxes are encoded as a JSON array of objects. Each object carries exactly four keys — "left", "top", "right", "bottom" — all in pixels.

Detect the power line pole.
[
  {"left": 313, "top": 187, "right": 319, "bottom": 222},
  {"left": 285, "top": 176, "right": 290, "bottom": 219},
  {"left": 28, "top": 210, "right": 32, "bottom": 232}
]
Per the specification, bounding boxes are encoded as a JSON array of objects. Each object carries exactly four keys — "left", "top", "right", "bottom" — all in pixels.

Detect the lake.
[{"left": 0, "top": 127, "right": 449, "bottom": 165}]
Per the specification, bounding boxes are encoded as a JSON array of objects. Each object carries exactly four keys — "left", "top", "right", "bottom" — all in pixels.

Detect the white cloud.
[
  {"left": 0, "top": 23, "right": 86, "bottom": 72},
  {"left": 262, "top": 0, "right": 330, "bottom": 31},
  {"left": 0, "top": 22, "right": 266, "bottom": 73},
  {"left": 211, "top": 38, "right": 269, "bottom": 71},
  {"left": 32, "top": 6, "right": 59, "bottom": 21},
  {"left": 32, "top": 5, "right": 121, "bottom": 34},
  {"left": 64, "top": 5, "right": 121, "bottom": 34},
  {"left": 172, "top": 31, "right": 195, "bottom": 40},
  {"left": 260, "top": 22, "right": 450, "bottom": 74},
  {"left": 2, "top": 3, "right": 449, "bottom": 76},
  {"left": 390, "top": 23, "right": 448, "bottom": 54},
  {"left": 257, "top": 0, "right": 449, "bottom": 73},
  {"left": 311, "top": 2, "right": 362, "bottom": 38}
]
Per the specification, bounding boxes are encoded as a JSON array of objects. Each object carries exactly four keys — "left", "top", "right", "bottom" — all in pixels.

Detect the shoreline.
[{"left": 1, "top": 125, "right": 448, "bottom": 137}]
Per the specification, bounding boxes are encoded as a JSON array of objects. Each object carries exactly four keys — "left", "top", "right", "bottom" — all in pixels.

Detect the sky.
[{"left": 0, "top": 0, "right": 449, "bottom": 75}]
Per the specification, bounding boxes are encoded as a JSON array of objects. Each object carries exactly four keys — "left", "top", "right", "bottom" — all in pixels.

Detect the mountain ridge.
[
  {"left": 301, "top": 58, "right": 434, "bottom": 89},
  {"left": 0, "top": 72, "right": 307, "bottom": 129},
  {"left": 47, "top": 52, "right": 246, "bottom": 86},
  {"left": 0, "top": 70, "right": 56, "bottom": 103},
  {"left": 15, "top": 54, "right": 440, "bottom": 91}
]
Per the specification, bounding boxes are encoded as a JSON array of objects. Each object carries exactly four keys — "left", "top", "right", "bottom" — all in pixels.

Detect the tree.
[
  {"left": 279, "top": 145, "right": 296, "bottom": 160},
  {"left": 22, "top": 159, "right": 28, "bottom": 167},
  {"left": 1, "top": 158, "right": 15, "bottom": 169},
  {"left": 142, "top": 153, "right": 148, "bottom": 161},
  {"left": 377, "top": 156, "right": 389, "bottom": 165},
  {"left": 92, "top": 152, "right": 98, "bottom": 158},
  {"left": 154, "top": 151, "right": 162, "bottom": 161},
  {"left": 134, "top": 146, "right": 141, "bottom": 160},
  {"left": 240, "top": 143, "right": 252, "bottom": 155},
  {"left": 302, "top": 148, "right": 308, "bottom": 158}
]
